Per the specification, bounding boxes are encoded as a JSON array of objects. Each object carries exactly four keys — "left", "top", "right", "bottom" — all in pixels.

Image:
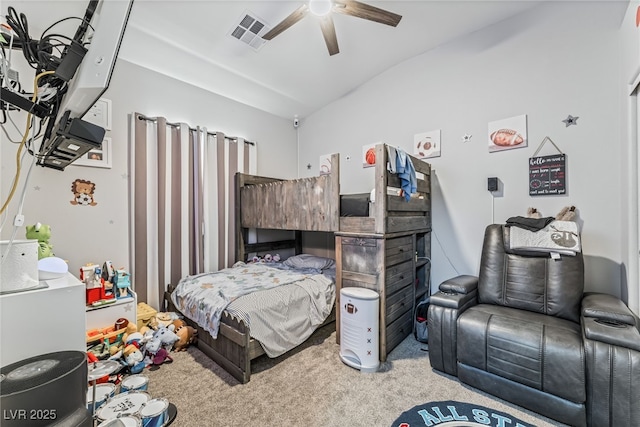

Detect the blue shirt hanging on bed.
[{"left": 387, "top": 146, "right": 416, "bottom": 202}]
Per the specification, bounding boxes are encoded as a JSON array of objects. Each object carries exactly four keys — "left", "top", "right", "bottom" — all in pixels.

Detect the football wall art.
[
  {"left": 414, "top": 130, "right": 441, "bottom": 159},
  {"left": 488, "top": 114, "right": 528, "bottom": 153},
  {"left": 362, "top": 143, "right": 378, "bottom": 168}
]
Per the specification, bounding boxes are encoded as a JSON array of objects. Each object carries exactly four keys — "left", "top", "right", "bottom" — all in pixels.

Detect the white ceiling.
[
  {"left": 7, "top": 1, "right": 556, "bottom": 120},
  {"left": 120, "top": 0, "right": 546, "bottom": 120}
]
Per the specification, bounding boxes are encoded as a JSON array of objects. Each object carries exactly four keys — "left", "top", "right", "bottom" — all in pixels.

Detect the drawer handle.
[
  {"left": 398, "top": 248, "right": 404, "bottom": 252},
  {"left": 399, "top": 275, "right": 404, "bottom": 280}
]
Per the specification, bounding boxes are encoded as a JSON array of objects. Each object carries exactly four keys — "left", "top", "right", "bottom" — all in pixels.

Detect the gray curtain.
[{"left": 130, "top": 113, "right": 256, "bottom": 309}]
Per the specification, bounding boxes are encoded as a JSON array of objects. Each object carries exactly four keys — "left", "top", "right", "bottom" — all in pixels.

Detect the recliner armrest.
[
  {"left": 582, "top": 293, "right": 638, "bottom": 326},
  {"left": 431, "top": 275, "right": 479, "bottom": 310},
  {"left": 581, "top": 293, "right": 640, "bottom": 351},
  {"left": 439, "top": 275, "right": 479, "bottom": 295}
]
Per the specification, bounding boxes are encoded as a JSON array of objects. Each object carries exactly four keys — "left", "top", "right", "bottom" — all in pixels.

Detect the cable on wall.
[{"left": 432, "top": 228, "right": 460, "bottom": 276}]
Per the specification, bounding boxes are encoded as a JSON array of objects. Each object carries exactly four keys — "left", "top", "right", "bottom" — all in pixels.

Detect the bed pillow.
[{"left": 283, "top": 254, "right": 335, "bottom": 270}]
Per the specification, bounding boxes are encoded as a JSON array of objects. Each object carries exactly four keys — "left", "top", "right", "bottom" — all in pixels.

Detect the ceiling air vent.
[{"left": 228, "top": 12, "right": 270, "bottom": 51}]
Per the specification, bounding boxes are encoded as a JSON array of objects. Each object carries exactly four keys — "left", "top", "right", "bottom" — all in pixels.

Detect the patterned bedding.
[{"left": 170, "top": 262, "right": 335, "bottom": 357}]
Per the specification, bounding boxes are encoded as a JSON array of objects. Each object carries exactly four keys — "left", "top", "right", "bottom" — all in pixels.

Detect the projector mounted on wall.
[
  {"left": 1, "top": 0, "right": 133, "bottom": 170},
  {"left": 38, "top": 111, "right": 106, "bottom": 171}
]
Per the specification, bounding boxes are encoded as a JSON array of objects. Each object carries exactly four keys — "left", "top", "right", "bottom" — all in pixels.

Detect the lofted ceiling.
[{"left": 5, "top": 1, "right": 551, "bottom": 120}]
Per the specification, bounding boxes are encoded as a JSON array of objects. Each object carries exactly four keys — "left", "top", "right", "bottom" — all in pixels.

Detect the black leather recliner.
[{"left": 427, "top": 224, "right": 640, "bottom": 427}]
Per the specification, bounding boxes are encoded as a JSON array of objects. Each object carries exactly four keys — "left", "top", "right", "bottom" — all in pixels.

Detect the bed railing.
[
  {"left": 237, "top": 152, "right": 341, "bottom": 232},
  {"left": 236, "top": 143, "right": 430, "bottom": 240},
  {"left": 339, "top": 143, "right": 431, "bottom": 234}
]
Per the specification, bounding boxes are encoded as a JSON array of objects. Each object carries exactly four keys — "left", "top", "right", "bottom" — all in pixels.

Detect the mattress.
[{"left": 171, "top": 262, "right": 335, "bottom": 357}]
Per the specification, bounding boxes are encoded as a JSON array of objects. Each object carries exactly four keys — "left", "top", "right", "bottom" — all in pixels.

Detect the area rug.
[{"left": 392, "top": 400, "right": 535, "bottom": 427}]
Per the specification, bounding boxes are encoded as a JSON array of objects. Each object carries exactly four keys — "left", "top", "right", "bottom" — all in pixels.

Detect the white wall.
[
  {"left": 298, "top": 2, "right": 629, "bottom": 301},
  {"left": 1, "top": 57, "right": 297, "bottom": 277},
  {"left": 619, "top": 1, "right": 640, "bottom": 314}
]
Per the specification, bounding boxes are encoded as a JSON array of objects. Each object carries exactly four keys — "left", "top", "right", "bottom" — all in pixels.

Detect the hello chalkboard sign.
[{"left": 529, "top": 137, "right": 567, "bottom": 196}]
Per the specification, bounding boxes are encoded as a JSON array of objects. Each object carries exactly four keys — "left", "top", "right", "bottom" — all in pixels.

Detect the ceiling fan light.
[{"left": 309, "top": 0, "right": 333, "bottom": 17}]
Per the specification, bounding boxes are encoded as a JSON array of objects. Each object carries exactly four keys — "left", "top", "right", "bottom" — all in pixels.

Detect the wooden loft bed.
[
  {"left": 236, "top": 143, "right": 431, "bottom": 238},
  {"left": 166, "top": 144, "right": 430, "bottom": 384},
  {"left": 236, "top": 143, "right": 432, "bottom": 363}
]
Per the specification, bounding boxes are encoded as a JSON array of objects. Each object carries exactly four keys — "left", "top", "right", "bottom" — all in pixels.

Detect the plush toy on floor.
[
  {"left": 25, "top": 223, "right": 54, "bottom": 259},
  {"left": 173, "top": 324, "right": 197, "bottom": 352},
  {"left": 124, "top": 344, "right": 146, "bottom": 374},
  {"left": 149, "top": 348, "right": 173, "bottom": 366},
  {"left": 145, "top": 324, "right": 179, "bottom": 362}
]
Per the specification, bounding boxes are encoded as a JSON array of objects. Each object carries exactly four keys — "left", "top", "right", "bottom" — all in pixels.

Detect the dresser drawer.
[
  {"left": 386, "top": 309, "right": 413, "bottom": 353},
  {"left": 386, "top": 260, "right": 414, "bottom": 295},
  {"left": 340, "top": 235, "right": 381, "bottom": 268},
  {"left": 385, "top": 235, "right": 413, "bottom": 266},
  {"left": 385, "top": 283, "right": 413, "bottom": 325}
]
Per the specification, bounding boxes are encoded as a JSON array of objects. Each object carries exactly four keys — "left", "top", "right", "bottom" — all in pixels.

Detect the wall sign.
[
  {"left": 529, "top": 154, "right": 566, "bottom": 196},
  {"left": 528, "top": 137, "right": 566, "bottom": 196}
]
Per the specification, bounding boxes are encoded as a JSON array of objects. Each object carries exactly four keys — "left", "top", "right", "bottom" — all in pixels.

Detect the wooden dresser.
[{"left": 335, "top": 228, "right": 431, "bottom": 361}]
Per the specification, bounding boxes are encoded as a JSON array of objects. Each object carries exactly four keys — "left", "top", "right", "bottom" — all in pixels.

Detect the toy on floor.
[
  {"left": 149, "top": 348, "right": 173, "bottom": 366},
  {"left": 144, "top": 325, "right": 179, "bottom": 364},
  {"left": 25, "top": 222, "right": 54, "bottom": 259},
  {"left": 173, "top": 324, "right": 198, "bottom": 352},
  {"left": 148, "top": 311, "right": 182, "bottom": 330},
  {"left": 124, "top": 344, "right": 146, "bottom": 374},
  {"left": 556, "top": 206, "right": 577, "bottom": 221},
  {"left": 108, "top": 322, "right": 139, "bottom": 357}
]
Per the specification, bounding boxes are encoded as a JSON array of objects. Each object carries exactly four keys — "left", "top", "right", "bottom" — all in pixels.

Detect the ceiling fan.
[{"left": 262, "top": 0, "right": 402, "bottom": 56}]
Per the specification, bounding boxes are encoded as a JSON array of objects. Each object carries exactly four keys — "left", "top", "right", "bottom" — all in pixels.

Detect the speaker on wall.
[{"left": 1, "top": 351, "right": 91, "bottom": 426}]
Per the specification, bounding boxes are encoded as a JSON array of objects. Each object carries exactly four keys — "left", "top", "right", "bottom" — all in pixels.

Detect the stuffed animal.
[
  {"left": 173, "top": 324, "right": 197, "bottom": 352},
  {"left": 25, "top": 223, "right": 54, "bottom": 259},
  {"left": 526, "top": 207, "right": 542, "bottom": 219},
  {"left": 123, "top": 344, "right": 145, "bottom": 374},
  {"left": 149, "top": 348, "right": 173, "bottom": 366},
  {"left": 152, "top": 312, "right": 182, "bottom": 329},
  {"left": 121, "top": 323, "right": 138, "bottom": 344},
  {"left": 249, "top": 253, "right": 281, "bottom": 263},
  {"left": 145, "top": 325, "right": 179, "bottom": 355},
  {"left": 556, "top": 206, "right": 577, "bottom": 221}
]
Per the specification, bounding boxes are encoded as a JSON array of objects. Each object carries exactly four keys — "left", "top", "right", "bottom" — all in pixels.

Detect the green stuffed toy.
[{"left": 25, "top": 223, "right": 54, "bottom": 259}]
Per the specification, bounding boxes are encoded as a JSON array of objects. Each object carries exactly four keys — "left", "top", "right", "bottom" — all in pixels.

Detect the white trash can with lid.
[{"left": 339, "top": 287, "right": 379, "bottom": 373}]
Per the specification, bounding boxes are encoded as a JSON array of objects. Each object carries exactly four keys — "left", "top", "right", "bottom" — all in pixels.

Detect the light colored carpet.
[{"left": 143, "top": 324, "right": 566, "bottom": 427}]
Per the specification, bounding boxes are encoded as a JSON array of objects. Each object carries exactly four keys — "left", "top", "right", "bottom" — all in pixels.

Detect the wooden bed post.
[
  {"left": 374, "top": 143, "right": 388, "bottom": 234},
  {"left": 235, "top": 172, "right": 245, "bottom": 263}
]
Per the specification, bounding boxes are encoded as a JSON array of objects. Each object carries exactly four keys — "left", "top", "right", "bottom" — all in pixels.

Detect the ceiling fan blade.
[
  {"left": 333, "top": 0, "right": 402, "bottom": 27},
  {"left": 319, "top": 14, "right": 339, "bottom": 56},
  {"left": 262, "top": 4, "right": 309, "bottom": 40}
]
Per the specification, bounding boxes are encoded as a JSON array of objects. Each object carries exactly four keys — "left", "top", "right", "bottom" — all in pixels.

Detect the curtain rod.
[{"left": 136, "top": 114, "right": 255, "bottom": 146}]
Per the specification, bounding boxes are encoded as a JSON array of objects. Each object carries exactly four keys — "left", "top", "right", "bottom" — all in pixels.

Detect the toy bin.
[{"left": 137, "top": 302, "right": 157, "bottom": 330}]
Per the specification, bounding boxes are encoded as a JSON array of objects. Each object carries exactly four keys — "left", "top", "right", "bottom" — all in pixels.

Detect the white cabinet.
[
  {"left": 0, "top": 273, "right": 86, "bottom": 367},
  {"left": 86, "top": 292, "right": 137, "bottom": 330}
]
